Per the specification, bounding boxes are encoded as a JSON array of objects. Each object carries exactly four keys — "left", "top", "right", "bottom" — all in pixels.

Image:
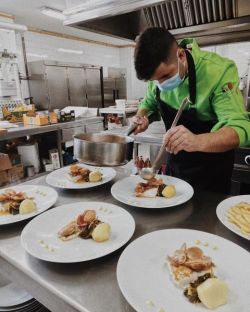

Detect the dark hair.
[{"left": 134, "top": 27, "right": 177, "bottom": 80}]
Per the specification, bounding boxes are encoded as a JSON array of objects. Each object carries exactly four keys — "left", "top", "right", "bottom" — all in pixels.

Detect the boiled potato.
[
  {"left": 19, "top": 199, "right": 36, "bottom": 214},
  {"left": 89, "top": 171, "right": 102, "bottom": 182},
  {"left": 162, "top": 185, "right": 176, "bottom": 198},
  {"left": 197, "top": 278, "right": 228, "bottom": 309},
  {"left": 92, "top": 222, "right": 111, "bottom": 242}
]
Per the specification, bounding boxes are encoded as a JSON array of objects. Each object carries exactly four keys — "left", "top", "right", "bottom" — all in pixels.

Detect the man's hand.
[
  {"left": 163, "top": 125, "right": 239, "bottom": 154},
  {"left": 131, "top": 115, "right": 149, "bottom": 134},
  {"left": 163, "top": 125, "right": 200, "bottom": 154}
]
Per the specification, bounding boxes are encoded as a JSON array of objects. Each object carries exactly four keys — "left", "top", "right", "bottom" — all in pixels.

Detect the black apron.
[{"left": 156, "top": 50, "right": 234, "bottom": 194}]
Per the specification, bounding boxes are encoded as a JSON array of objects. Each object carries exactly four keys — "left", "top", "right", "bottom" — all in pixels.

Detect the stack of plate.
[{"left": 0, "top": 282, "right": 50, "bottom": 312}]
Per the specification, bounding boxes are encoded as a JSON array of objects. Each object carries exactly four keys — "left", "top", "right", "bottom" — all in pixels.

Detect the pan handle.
[{"left": 125, "top": 111, "right": 154, "bottom": 136}]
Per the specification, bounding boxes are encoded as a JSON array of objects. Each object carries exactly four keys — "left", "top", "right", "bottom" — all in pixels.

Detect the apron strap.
[{"left": 185, "top": 49, "right": 196, "bottom": 105}]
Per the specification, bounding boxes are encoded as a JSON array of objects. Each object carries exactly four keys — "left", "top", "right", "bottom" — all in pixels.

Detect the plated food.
[
  {"left": 227, "top": 202, "right": 250, "bottom": 235},
  {"left": 67, "top": 164, "right": 102, "bottom": 183},
  {"left": 117, "top": 229, "right": 250, "bottom": 312},
  {"left": 58, "top": 209, "right": 111, "bottom": 243},
  {"left": 46, "top": 164, "right": 116, "bottom": 189},
  {"left": 21, "top": 202, "right": 135, "bottom": 263},
  {"left": 167, "top": 243, "right": 228, "bottom": 309},
  {"left": 216, "top": 195, "right": 250, "bottom": 240},
  {"left": 0, "top": 185, "right": 58, "bottom": 226},
  {"left": 111, "top": 175, "right": 193, "bottom": 208},
  {"left": 0, "top": 189, "right": 36, "bottom": 216},
  {"left": 135, "top": 177, "right": 176, "bottom": 198}
]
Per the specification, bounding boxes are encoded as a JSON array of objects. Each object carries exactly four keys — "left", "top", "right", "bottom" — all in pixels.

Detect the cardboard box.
[
  {"left": 7, "top": 164, "right": 24, "bottom": 183},
  {"left": 0, "top": 153, "right": 12, "bottom": 171},
  {"left": 23, "top": 112, "right": 58, "bottom": 126},
  {"left": 9, "top": 154, "right": 21, "bottom": 166},
  {"left": 0, "top": 170, "right": 9, "bottom": 186},
  {"left": 23, "top": 114, "right": 49, "bottom": 126}
]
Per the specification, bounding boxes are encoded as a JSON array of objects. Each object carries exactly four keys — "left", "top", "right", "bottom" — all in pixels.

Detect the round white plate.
[
  {"left": 46, "top": 164, "right": 116, "bottom": 189},
  {"left": 117, "top": 229, "right": 250, "bottom": 312},
  {"left": 0, "top": 282, "right": 32, "bottom": 308},
  {"left": 21, "top": 202, "right": 135, "bottom": 263},
  {"left": 0, "top": 185, "right": 58, "bottom": 226},
  {"left": 216, "top": 195, "right": 250, "bottom": 240},
  {"left": 111, "top": 175, "right": 194, "bottom": 208}
]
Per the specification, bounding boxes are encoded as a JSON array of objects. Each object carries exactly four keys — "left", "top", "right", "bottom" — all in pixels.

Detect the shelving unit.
[{"left": 0, "top": 117, "right": 103, "bottom": 187}]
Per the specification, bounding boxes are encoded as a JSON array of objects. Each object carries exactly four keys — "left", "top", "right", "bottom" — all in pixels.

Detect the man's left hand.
[{"left": 163, "top": 125, "right": 200, "bottom": 154}]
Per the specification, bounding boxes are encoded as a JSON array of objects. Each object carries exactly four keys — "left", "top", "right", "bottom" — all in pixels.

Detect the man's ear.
[{"left": 178, "top": 48, "right": 186, "bottom": 61}]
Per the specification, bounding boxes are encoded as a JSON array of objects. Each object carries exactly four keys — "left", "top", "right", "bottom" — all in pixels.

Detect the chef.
[{"left": 133, "top": 27, "right": 250, "bottom": 193}]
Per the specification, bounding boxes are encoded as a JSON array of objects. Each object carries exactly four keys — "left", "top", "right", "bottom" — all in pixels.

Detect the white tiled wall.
[
  {"left": 20, "top": 31, "right": 121, "bottom": 69},
  {"left": 203, "top": 41, "right": 250, "bottom": 78},
  {"left": 119, "top": 47, "right": 147, "bottom": 100}
]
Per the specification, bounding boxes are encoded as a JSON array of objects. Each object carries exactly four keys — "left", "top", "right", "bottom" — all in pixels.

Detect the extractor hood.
[{"left": 63, "top": 0, "right": 250, "bottom": 45}]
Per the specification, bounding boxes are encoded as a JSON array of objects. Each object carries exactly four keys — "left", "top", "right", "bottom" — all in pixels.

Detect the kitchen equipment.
[
  {"left": 17, "top": 142, "right": 40, "bottom": 173},
  {"left": 74, "top": 112, "right": 152, "bottom": 166},
  {"left": 25, "top": 165, "right": 35, "bottom": 177},
  {"left": 74, "top": 133, "right": 134, "bottom": 166},
  {"left": 64, "top": 0, "right": 250, "bottom": 45},
  {"left": 139, "top": 97, "right": 191, "bottom": 180}
]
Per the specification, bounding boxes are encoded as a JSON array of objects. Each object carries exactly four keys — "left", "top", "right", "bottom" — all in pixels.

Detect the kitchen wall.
[
  {"left": 1, "top": 14, "right": 249, "bottom": 103},
  {"left": 203, "top": 41, "right": 250, "bottom": 78},
  {"left": 119, "top": 47, "right": 147, "bottom": 100},
  {"left": 15, "top": 30, "right": 121, "bottom": 99}
]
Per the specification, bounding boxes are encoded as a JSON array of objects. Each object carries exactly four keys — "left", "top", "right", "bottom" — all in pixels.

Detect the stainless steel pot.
[{"left": 74, "top": 133, "right": 134, "bottom": 166}]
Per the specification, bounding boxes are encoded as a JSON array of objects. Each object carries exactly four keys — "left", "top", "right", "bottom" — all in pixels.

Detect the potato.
[
  {"left": 197, "top": 278, "right": 228, "bottom": 309},
  {"left": 162, "top": 185, "right": 176, "bottom": 198},
  {"left": 19, "top": 199, "right": 36, "bottom": 214},
  {"left": 92, "top": 222, "right": 111, "bottom": 242},
  {"left": 89, "top": 171, "right": 102, "bottom": 182}
]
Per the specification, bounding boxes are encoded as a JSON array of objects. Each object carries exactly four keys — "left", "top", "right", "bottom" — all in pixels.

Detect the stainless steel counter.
[
  {"left": 0, "top": 117, "right": 103, "bottom": 141},
  {"left": 0, "top": 166, "right": 249, "bottom": 312}
]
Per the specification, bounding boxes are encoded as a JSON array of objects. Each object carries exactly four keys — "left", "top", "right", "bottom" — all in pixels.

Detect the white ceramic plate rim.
[
  {"left": 21, "top": 201, "right": 135, "bottom": 263},
  {"left": 0, "top": 185, "right": 58, "bottom": 226},
  {"left": 0, "top": 282, "right": 32, "bottom": 308},
  {"left": 45, "top": 164, "right": 116, "bottom": 189},
  {"left": 117, "top": 228, "right": 250, "bottom": 312},
  {"left": 216, "top": 195, "right": 250, "bottom": 240},
  {"left": 111, "top": 175, "right": 194, "bottom": 208}
]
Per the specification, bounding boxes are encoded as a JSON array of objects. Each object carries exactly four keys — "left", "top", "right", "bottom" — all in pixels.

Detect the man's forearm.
[{"left": 197, "top": 127, "right": 239, "bottom": 153}]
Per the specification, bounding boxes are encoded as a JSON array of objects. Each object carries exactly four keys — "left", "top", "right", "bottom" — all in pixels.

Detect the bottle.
[
  {"left": 138, "top": 156, "right": 144, "bottom": 170},
  {"left": 145, "top": 158, "right": 151, "bottom": 168},
  {"left": 60, "top": 111, "right": 65, "bottom": 122},
  {"left": 70, "top": 110, "right": 75, "bottom": 120}
]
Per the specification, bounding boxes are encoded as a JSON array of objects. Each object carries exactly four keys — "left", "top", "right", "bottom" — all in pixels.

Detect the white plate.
[
  {"left": 117, "top": 229, "right": 250, "bottom": 312},
  {"left": 46, "top": 164, "right": 116, "bottom": 189},
  {"left": 0, "top": 185, "right": 58, "bottom": 226},
  {"left": 111, "top": 175, "right": 194, "bottom": 208},
  {"left": 0, "top": 282, "right": 32, "bottom": 308},
  {"left": 216, "top": 195, "right": 250, "bottom": 240},
  {"left": 21, "top": 202, "right": 135, "bottom": 263}
]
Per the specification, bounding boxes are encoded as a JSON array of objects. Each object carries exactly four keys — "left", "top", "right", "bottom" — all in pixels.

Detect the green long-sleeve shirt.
[{"left": 139, "top": 38, "right": 250, "bottom": 147}]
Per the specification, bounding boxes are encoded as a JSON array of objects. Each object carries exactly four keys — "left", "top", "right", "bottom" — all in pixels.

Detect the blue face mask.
[{"left": 155, "top": 52, "right": 185, "bottom": 92}]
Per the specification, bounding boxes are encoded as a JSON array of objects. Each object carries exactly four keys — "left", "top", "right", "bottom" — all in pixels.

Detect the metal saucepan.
[
  {"left": 74, "top": 130, "right": 135, "bottom": 167},
  {"left": 74, "top": 113, "right": 152, "bottom": 167}
]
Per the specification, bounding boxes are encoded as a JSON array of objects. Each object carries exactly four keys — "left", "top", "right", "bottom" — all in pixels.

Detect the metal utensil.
[
  {"left": 74, "top": 111, "right": 153, "bottom": 167},
  {"left": 139, "top": 97, "right": 191, "bottom": 180}
]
